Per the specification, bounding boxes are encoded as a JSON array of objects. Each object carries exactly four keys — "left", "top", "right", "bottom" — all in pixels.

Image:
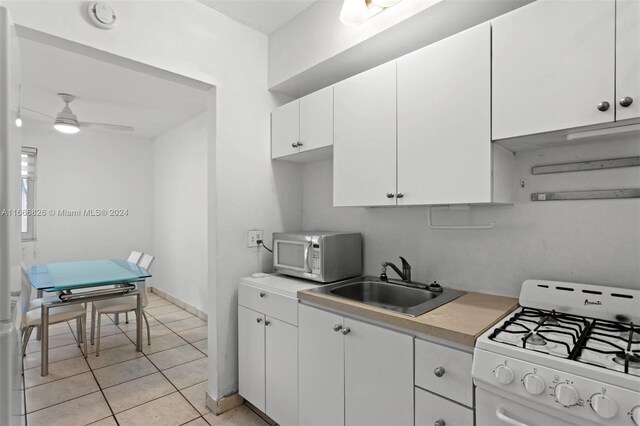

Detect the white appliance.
[
  {"left": 272, "top": 231, "right": 362, "bottom": 283},
  {"left": 473, "top": 280, "right": 640, "bottom": 426},
  {"left": 0, "top": 7, "right": 24, "bottom": 426}
]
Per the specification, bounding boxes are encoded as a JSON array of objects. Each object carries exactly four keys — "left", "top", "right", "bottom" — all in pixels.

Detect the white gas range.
[{"left": 473, "top": 280, "right": 640, "bottom": 426}]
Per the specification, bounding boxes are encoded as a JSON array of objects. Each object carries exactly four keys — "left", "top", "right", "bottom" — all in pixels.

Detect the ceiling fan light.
[
  {"left": 54, "top": 122, "right": 80, "bottom": 134},
  {"left": 371, "top": 0, "right": 401, "bottom": 7}
]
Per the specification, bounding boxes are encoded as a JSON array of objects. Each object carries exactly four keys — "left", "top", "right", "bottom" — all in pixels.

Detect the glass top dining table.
[{"left": 28, "top": 259, "right": 151, "bottom": 376}]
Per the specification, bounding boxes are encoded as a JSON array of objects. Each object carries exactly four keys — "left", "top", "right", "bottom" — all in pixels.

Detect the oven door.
[
  {"left": 273, "top": 239, "right": 312, "bottom": 274},
  {"left": 476, "top": 388, "right": 580, "bottom": 426}
]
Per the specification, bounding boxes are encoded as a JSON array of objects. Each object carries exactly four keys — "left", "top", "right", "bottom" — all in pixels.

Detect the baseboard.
[
  {"left": 148, "top": 287, "right": 208, "bottom": 322},
  {"left": 205, "top": 392, "right": 244, "bottom": 415}
]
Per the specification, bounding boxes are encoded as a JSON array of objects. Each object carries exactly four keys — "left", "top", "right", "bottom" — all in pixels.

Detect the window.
[{"left": 21, "top": 147, "right": 37, "bottom": 241}]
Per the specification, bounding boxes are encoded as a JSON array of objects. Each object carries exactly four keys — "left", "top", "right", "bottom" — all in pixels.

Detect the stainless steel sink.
[{"left": 313, "top": 280, "right": 465, "bottom": 317}]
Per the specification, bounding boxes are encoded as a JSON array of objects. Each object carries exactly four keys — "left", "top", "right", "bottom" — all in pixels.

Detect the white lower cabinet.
[
  {"left": 299, "top": 304, "right": 413, "bottom": 426},
  {"left": 415, "top": 388, "right": 474, "bottom": 426},
  {"left": 238, "top": 285, "right": 299, "bottom": 425}
]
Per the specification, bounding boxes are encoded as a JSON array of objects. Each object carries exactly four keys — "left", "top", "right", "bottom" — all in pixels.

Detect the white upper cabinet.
[
  {"left": 616, "top": 0, "right": 640, "bottom": 121},
  {"left": 333, "top": 61, "right": 397, "bottom": 207},
  {"left": 272, "top": 86, "right": 334, "bottom": 161},
  {"left": 397, "top": 22, "right": 492, "bottom": 205},
  {"left": 492, "top": 0, "right": 616, "bottom": 139},
  {"left": 300, "top": 86, "right": 333, "bottom": 152},
  {"left": 271, "top": 100, "right": 300, "bottom": 159}
]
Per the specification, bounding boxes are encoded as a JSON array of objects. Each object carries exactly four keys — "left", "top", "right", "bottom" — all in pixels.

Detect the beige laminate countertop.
[{"left": 298, "top": 287, "right": 519, "bottom": 347}]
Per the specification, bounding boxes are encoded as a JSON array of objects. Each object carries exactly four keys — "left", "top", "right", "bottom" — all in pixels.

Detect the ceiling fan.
[{"left": 23, "top": 93, "right": 134, "bottom": 134}]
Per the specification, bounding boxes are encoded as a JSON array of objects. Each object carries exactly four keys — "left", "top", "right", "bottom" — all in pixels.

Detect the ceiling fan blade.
[
  {"left": 79, "top": 122, "right": 135, "bottom": 132},
  {"left": 23, "top": 107, "right": 55, "bottom": 120}
]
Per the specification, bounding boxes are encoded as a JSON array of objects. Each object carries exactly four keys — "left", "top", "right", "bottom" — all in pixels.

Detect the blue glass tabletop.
[{"left": 29, "top": 259, "right": 151, "bottom": 292}]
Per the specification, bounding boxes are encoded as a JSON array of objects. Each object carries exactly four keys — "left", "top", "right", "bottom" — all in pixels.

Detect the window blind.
[{"left": 21, "top": 147, "right": 37, "bottom": 179}]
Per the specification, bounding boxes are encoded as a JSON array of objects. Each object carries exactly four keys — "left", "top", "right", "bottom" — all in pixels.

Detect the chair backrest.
[
  {"left": 137, "top": 253, "right": 154, "bottom": 308},
  {"left": 17, "top": 263, "right": 32, "bottom": 328},
  {"left": 127, "top": 250, "right": 143, "bottom": 264}
]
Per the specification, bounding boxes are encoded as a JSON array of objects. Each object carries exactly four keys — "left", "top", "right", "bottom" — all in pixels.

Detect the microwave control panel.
[{"left": 311, "top": 244, "right": 321, "bottom": 274}]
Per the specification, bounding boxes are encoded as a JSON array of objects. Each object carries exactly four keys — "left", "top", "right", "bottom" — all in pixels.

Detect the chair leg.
[
  {"left": 114, "top": 313, "right": 119, "bottom": 325},
  {"left": 96, "top": 313, "right": 102, "bottom": 357},
  {"left": 22, "top": 326, "right": 34, "bottom": 356},
  {"left": 75, "top": 318, "right": 82, "bottom": 345},
  {"left": 82, "top": 315, "right": 87, "bottom": 358},
  {"left": 90, "top": 303, "right": 96, "bottom": 345},
  {"left": 125, "top": 312, "right": 129, "bottom": 324},
  {"left": 142, "top": 311, "right": 151, "bottom": 345}
]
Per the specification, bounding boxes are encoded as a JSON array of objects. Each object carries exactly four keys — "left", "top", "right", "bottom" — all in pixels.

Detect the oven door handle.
[{"left": 496, "top": 407, "right": 529, "bottom": 426}]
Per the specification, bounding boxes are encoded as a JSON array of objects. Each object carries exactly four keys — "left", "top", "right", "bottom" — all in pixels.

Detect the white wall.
[
  {"left": 268, "top": 0, "right": 533, "bottom": 96},
  {"left": 5, "top": 0, "right": 303, "bottom": 401},
  {"left": 303, "top": 136, "right": 640, "bottom": 296},
  {"left": 152, "top": 113, "right": 208, "bottom": 314},
  {"left": 21, "top": 119, "right": 153, "bottom": 265}
]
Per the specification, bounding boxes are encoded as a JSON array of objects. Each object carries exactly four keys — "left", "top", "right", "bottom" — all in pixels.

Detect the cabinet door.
[
  {"left": 300, "top": 86, "right": 333, "bottom": 152},
  {"left": 616, "top": 0, "right": 640, "bottom": 121},
  {"left": 265, "top": 316, "right": 298, "bottom": 426},
  {"left": 238, "top": 306, "right": 265, "bottom": 411},
  {"left": 397, "top": 22, "right": 491, "bottom": 205},
  {"left": 298, "top": 305, "right": 344, "bottom": 426},
  {"left": 344, "top": 317, "right": 413, "bottom": 426},
  {"left": 272, "top": 100, "right": 300, "bottom": 159},
  {"left": 333, "top": 61, "right": 397, "bottom": 206},
  {"left": 492, "top": 0, "right": 615, "bottom": 139}
]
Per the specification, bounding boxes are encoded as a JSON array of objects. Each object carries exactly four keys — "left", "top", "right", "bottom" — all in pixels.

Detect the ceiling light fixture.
[
  {"left": 53, "top": 94, "right": 81, "bottom": 134},
  {"left": 340, "top": 0, "right": 402, "bottom": 26}
]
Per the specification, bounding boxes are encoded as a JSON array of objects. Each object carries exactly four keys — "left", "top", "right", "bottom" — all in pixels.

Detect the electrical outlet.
[{"left": 248, "top": 230, "right": 263, "bottom": 247}]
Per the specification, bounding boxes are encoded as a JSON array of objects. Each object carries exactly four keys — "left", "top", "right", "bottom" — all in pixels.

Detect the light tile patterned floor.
[{"left": 22, "top": 292, "right": 268, "bottom": 426}]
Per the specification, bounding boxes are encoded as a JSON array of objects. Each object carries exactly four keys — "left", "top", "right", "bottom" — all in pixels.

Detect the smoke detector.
[{"left": 88, "top": 2, "right": 117, "bottom": 30}]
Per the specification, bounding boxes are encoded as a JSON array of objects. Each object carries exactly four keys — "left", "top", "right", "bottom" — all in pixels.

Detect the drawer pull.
[
  {"left": 496, "top": 407, "right": 529, "bottom": 426},
  {"left": 333, "top": 324, "right": 343, "bottom": 332},
  {"left": 256, "top": 317, "right": 263, "bottom": 323},
  {"left": 259, "top": 292, "right": 266, "bottom": 298},
  {"left": 341, "top": 327, "right": 351, "bottom": 335},
  {"left": 434, "top": 366, "right": 446, "bottom": 377},
  {"left": 434, "top": 420, "right": 446, "bottom": 426}
]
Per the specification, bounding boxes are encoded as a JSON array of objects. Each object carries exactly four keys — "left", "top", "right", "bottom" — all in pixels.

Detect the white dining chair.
[
  {"left": 91, "top": 253, "right": 155, "bottom": 356},
  {"left": 113, "top": 251, "right": 144, "bottom": 325},
  {"left": 18, "top": 266, "right": 87, "bottom": 357}
]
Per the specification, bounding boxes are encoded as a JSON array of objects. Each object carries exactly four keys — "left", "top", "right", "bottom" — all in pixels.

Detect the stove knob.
[
  {"left": 494, "top": 365, "right": 514, "bottom": 385},
  {"left": 590, "top": 393, "right": 617, "bottom": 419},
  {"left": 555, "top": 383, "right": 579, "bottom": 407},
  {"left": 522, "top": 374, "right": 545, "bottom": 395},
  {"left": 630, "top": 405, "right": 640, "bottom": 426}
]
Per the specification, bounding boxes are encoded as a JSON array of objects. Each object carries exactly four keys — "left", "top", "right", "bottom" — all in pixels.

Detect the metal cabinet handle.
[
  {"left": 259, "top": 292, "right": 266, "bottom": 298},
  {"left": 341, "top": 327, "right": 351, "bottom": 335},
  {"left": 386, "top": 192, "right": 395, "bottom": 198},
  {"left": 297, "top": 142, "right": 303, "bottom": 147},
  {"left": 333, "top": 324, "right": 343, "bottom": 332},
  {"left": 597, "top": 101, "right": 610, "bottom": 111},
  {"left": 291, "top": 142, "right": 298, "bottom": 148},
  {"left": 265, "top": 320, "right": 271, "bottom": 326},
  {"left": 256, "top": 317, "right": 263, "bottom": 323},
  {"left": 396, "top": 192, "right": 404, "bottom": 199},
  {"left": 434, "top": 420, "right": 446, "bottom": 426},
  {"left": 434, "top": 367, "right": 446, "bottom": 377},
  {"left": 620, "top": 97, "right": 634, "bottom": 107}
]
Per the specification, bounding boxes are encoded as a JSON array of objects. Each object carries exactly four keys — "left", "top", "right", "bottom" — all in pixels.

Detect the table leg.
[
  {"left": 41, "top": 304, "right": 49, "bottom": 376},
  {"left": 136, "top": 293, "right": 143, "bottom": 351},
  {"left": 36, "top": 289, "right": 43, "bottom": 340}
]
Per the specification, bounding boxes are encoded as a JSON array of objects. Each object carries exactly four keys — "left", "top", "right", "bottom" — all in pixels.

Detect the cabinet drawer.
[
  {"left": 415, "top": 339, "right": 473, "bottom": 407},
  {"left": 238, "top": 283, "right": 299, "bottom": 325},
  {"left": 415, "top": 387, "right": 473, "bottom": 426}
]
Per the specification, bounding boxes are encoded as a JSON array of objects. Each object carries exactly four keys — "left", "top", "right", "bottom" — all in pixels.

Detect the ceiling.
[
  {"left": 20, "top": 38, "right": 209, "bottom": 139},
  {"left": 197, "top": 0, "right": 318, "bottom": 34}
]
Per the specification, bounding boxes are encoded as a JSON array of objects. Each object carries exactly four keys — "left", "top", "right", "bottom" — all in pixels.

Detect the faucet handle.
[{"left": 399, "top": 256, "right": 411, "bottom": 270}]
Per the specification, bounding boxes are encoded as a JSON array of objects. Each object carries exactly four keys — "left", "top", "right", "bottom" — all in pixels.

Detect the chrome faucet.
[{"left": 380, "top": 256, "right": 412, "bottom": 283}]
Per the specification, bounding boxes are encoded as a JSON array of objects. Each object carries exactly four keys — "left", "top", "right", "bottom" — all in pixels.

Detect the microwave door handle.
[{"left": 304, "top": 243, "right": 312, "bottom": 272}]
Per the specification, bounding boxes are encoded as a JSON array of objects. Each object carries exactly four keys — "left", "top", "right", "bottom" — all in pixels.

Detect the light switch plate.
[{"left": 247, "top": 230, "right": 263, "bottom": 247}]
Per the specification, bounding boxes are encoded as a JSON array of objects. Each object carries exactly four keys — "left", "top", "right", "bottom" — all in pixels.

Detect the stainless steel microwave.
[{"left": 272, "top": 232, "right": 362, "bottom": 283}]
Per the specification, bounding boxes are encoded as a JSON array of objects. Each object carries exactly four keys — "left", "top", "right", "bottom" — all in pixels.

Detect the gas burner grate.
[{"left": 576, "top": 320, "right": 640, "bottom": 376}]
